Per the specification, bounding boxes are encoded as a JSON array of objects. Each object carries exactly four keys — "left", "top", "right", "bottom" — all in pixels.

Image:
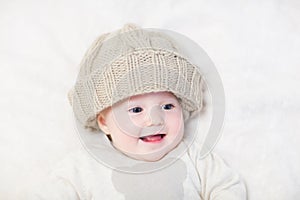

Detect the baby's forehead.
[{"left": 127, "top": 91, "right": 178, "bottom": 102}]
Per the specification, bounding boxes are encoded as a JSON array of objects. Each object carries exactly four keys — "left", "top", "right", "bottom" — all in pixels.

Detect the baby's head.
[{"left": 68, "top": 23, "right": 203, "bottom": 161}]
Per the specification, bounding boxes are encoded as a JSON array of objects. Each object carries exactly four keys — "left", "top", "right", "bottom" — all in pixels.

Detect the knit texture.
[{"left": 68, "top": 24, "right": 204, "bottom": 131}]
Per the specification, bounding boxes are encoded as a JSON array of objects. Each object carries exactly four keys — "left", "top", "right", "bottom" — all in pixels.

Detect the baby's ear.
[{"left": 97, "top": 113, "right": 110, "bottom": 135}]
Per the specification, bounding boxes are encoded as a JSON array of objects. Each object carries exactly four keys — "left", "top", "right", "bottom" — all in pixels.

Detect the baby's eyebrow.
[{"left": 126, "top": 101, "right": 141, "bottom": 107}]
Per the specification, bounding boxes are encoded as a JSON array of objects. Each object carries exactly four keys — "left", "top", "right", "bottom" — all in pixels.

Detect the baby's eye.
[
  {"left": 128, "top": 107, "right": 143, "bottom": 113},
  {"left": 162, "top": 104, "right": 175, "bottom": 110}
]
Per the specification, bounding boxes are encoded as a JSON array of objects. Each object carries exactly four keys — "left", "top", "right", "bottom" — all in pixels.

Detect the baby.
[{"left": 29, "top": 23, "right": 247, "bottom": 199}]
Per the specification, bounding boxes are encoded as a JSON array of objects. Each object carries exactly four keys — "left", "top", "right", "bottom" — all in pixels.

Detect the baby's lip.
[{"left": 139, "top": 132, "right": 166, "bottom": 142}]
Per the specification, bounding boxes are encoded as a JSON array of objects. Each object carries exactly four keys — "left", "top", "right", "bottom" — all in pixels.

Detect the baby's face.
[{"left": 98, "top": 91, "right": 184, "bottom": 161}]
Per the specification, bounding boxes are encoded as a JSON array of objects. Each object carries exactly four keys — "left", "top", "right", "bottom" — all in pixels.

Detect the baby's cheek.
[
  {"left": 167, "top": 112, "right": 184, "bottom": 126},
  {"left": 112, "top": 130, "right": 139, "bottom": 150}
]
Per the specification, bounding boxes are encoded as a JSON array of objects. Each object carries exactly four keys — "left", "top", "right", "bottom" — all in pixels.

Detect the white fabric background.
[{"left": 0, "top": 0, "right": 299, "bottom": 199}]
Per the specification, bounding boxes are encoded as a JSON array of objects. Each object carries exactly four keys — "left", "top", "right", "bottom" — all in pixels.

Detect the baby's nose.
[{"left": 145, "top": 106, "right": 164, "bottom": 126}]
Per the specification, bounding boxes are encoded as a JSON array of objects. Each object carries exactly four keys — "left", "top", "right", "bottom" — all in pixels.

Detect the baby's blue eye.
[
  {"left": 162, "top": 104, "right": 175, "bottom": 110},
  {"left": 129, "top": 107, "right": 143, "bottom": 113}
]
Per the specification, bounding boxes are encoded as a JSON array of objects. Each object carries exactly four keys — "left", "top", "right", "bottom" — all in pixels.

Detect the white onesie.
[{"left": 26, "top": 135, "right": 246, "bottom": 200}]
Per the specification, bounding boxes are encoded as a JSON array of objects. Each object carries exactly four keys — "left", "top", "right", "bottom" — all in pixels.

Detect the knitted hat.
[{"left": 68, "top": 23, "right": 204, "bottom": 131}]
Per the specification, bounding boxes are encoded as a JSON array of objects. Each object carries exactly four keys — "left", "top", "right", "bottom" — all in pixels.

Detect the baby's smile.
[{"left": 139, "top": 133, "right": 167, "bottom": 143}]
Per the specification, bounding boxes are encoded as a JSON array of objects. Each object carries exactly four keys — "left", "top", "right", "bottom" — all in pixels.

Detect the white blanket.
[{"left": 0, "top": 0, "right": 299, "bottom": 199}]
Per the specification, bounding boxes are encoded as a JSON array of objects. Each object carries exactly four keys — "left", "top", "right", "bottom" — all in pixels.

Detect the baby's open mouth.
[{"left": 139, "top": 134, "right": 166, "bottom": 143}]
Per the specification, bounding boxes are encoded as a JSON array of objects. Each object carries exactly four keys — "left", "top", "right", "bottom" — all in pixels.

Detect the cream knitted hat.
[{"left": 68, "top": 23, "right": 204, "bottom": 131}]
